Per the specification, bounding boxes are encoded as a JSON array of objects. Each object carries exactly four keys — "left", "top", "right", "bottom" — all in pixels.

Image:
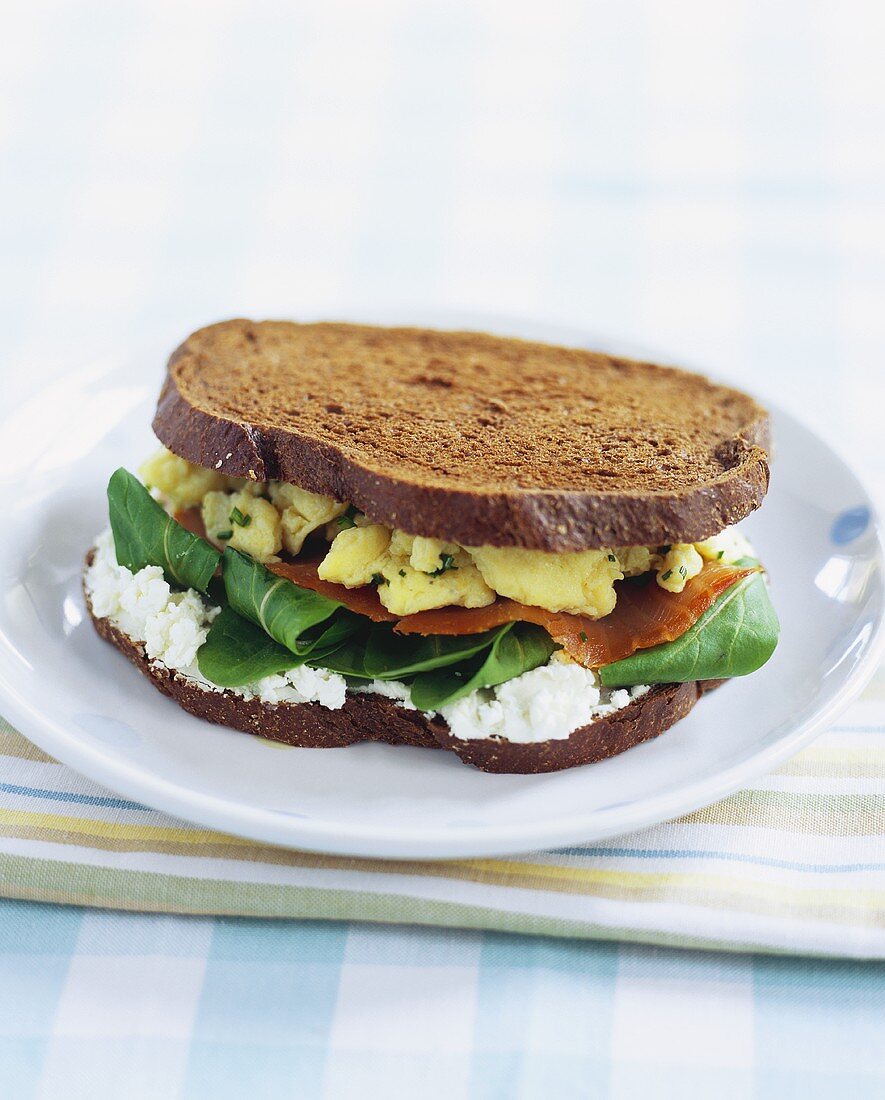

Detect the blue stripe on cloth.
[
  {"left": 471, "top": 934, "right": 618, "bottom": 1096},
  {"left": 0, "top": 781, "right": 147, "bottom": 812},
  {"left": 185, "top": 920, "right": 347, "bottom": 1096},
  {"left": 0, "top": 898, "right": 84, "bottom": 955},
  {"left": 5, "top": 776, "right": 885, "bottom": 872},
  {"left": 562, "top": 847, "right": 885, "bottom": 874},
  {"left": 209, "top": 918, "right": 348, "bottom": 964},
  {"left": 0, "top": 903, "right": 85, "bottom": 1093}
]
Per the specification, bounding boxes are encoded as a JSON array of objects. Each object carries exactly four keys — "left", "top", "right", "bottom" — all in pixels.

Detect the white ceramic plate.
[{"left": 0, "top": 318, "right": 883, "bottom": 859}]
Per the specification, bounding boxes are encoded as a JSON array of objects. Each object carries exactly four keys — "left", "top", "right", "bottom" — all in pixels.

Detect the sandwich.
[{"left": 83, "top": 320, "right": 779, "bottom": 774}]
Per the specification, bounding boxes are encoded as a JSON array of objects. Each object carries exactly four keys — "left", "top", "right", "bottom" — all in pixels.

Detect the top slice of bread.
[{"left": 153, "top": 320, "right": 771, "bottom": 551}]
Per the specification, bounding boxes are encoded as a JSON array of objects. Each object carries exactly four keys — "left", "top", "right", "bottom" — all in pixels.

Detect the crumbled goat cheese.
[
  {"left": 439, "top": 653, "right": 649, "bottom": 743},
  {"left": 86, "top": 531, "right": 218, "bottom": 669},
  {"left": 254, "top": 666, "right": 347, "bottom": 710},
  {"left": 351, "top": 679, "right": 417, "bottom": 709},
  {"left": 86, "top": 532, "right": 649, "bottom": 740},
  {"left": 85, "top": 532, "right": 348, "bottom": 708}
]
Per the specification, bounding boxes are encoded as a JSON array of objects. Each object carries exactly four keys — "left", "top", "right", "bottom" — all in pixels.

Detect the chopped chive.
[
  {"left": 679, "top": 565, "right": 687, "bottom": 578},
  {"left": 717, "top": 550, "right": 725, "bottom": 559},
  {"left": 607, "top": 553, "right": 617, "bottom": 562},
  {"left": 371, "top": 572, "right": 387, "bottom": 586},
  {"left": 229, "top": 506, "right": 251, "bottom": 527},
  {"left": 579, "top": 630, "right": 589, "bottom": 643},
  {"left": 430, "top": 553, "right": 457, "bottom": 576},
  {"left": 660, "top": 569, "right": 673, "bottom": 581},
  {"left": 336, "top": 504, "right": 359, "bottom": 530},
  {"left": 217, "top": 529, "right": 233, "bottom": 541},
  {"left": 398, "top": 569, "right": 406, "bottom": 577}
]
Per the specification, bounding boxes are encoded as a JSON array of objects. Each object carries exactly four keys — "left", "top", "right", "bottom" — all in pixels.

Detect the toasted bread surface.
[
  {"left": 154, "top": 320, "right": 770, "bottom": 551},
  {"left": 85, "top": 581, "right": 719, "bottom": 775}
]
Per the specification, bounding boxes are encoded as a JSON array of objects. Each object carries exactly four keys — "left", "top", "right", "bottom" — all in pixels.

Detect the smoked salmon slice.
[
  {"left": 394, "top": 562, "right": 758, "bottom": 667},
  {"left": 271, "top": 555, "right": 757, "bottom": 668},
  {"left": 177, "top": 507, "right": 756, "bottom": 668},
  {"left": 268, "top": 557, "right": 399, "bottom": 622},
  {"left": 175, "top": 507, "right": 207, "bottom": 537}
]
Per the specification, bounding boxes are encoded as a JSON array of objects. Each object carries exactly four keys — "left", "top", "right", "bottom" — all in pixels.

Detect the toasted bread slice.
[
  {"left": 85, "top": 582, "right": 720, "bottom": 775},
  {"left": 154, "top": 320, "right": 770, "bottom": 552}
]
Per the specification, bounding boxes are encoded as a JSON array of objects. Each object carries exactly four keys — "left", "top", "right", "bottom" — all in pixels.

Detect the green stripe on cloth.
[
  {"left": 0, "top": 853, "right": 831, "bottom": 957},
  {"left": 680, "top": 789, "right": 885, "bottom": 834}
]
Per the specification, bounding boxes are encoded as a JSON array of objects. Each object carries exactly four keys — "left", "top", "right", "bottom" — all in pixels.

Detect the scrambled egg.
[
  {"left": 653, "top": 544, "right": 704, "bottom": 593},
  {"left": 407, "top": 535, "right": 461, "bottom": 573},
  {"left": 318, "top": 525, "right": 391, "bottom": 586},
  {"left": 319, "top": 526, "right": 495, "bottom": 616},
  {"left": 616, "top": 546, "right": 653, "bottom": 577},
  {"left": 224, "top": 477, "right": 268, "bottom": 497},
  {"left": 143, "top": 446, "right": 344, "bottom": 563},
  {"left": 468, "top": 546, "right": 623, "bottom": 618},
  {"left": 141, "top": 447, "right": 752, "bottom": 619},
  {"left": 140, "top": 449, "right": 227, "bottom": 509},
  {"left": 202, "top": 489, "right": 283, "bottom": 562},
  {"left": 318, "top": 528, "right": 736, "bottom": 616},
  {"left": 269, "top": 483, "right": 347, "bottom": 555},
  {"left": 695, "top": 527, "right": 754, "bottom": 564}
]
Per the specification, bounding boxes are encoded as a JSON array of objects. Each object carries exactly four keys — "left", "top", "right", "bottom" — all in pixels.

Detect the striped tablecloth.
[
  {"left": 1, "top": 667, "right": 884, "bottom": 960},
  {"left": 3, "top": 0, "right": 885, "bottom": 1093}
]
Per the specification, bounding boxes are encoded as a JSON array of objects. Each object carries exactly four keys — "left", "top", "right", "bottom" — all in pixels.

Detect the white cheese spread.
[
  {"left": 85, "top": 531, "right": 648, "bottom": 744},
  {"left": 351, "top": 678, "right": 417, "bottom": 709},
  {"left": 439, "top": 653, "right": 649, "bottom": 743}
]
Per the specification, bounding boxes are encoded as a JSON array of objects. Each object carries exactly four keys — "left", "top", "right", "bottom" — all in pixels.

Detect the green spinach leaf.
[
  {"left": 410, "top": 623, "right": 557, "bottom": 711},
  {"left": 363, "top": 627, "right": 507, "bottom": 680},
  {"left": 107, "top": 467, "right": 220, "bottom": 592},
  {"left": 221, "top": 547, "right": 343, "bottom": 656},
  {"left": 197, "top": 607, "right": 301, "bottom": 686},
  {"left": 599, "top": 572, "right": 779, "bottom": 687},
  {"left": 308, "top": 634, "right": 378, "bottom": 679},
  {"left": 307, "top": 623, "right": 512, "bottom": 684},
  {"left": 299, "top": 609, "right": 366, "bottom": 658},
  {"left": 197, "top": 603, "right": 363, "bottom": 688}
]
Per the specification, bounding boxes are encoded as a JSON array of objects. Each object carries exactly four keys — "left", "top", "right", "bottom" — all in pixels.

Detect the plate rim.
[{"left": 0, "top": 326, "right": 883, "bottom": 859}]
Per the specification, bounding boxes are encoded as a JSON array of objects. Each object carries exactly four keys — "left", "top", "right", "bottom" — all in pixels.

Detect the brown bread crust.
[
  {"left": 153, "top": 320, "right": 771, "bottom": 552},
  {"left": 85, "top": 588, "right": 719, "bottom": 775}
]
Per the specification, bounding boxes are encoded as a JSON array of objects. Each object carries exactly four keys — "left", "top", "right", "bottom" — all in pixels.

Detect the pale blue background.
[{"left": 1, "top": 1, "right": 884, "bottom": 1095}]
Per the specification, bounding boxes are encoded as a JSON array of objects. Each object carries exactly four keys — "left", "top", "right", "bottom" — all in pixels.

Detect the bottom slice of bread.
[{"left": 86, "top": 593, "right": 720, "bottom": 774}]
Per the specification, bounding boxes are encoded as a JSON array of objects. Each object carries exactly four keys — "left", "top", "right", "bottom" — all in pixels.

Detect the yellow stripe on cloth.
[
  {"left": 0, "top": 807, "right": 255, "bottom": 848},
  {"left": 465, "top": 859, "right": 885, "bottom": 913},
  {"left": 2, "top": 805, "right": 885, "bottom": 931}
]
